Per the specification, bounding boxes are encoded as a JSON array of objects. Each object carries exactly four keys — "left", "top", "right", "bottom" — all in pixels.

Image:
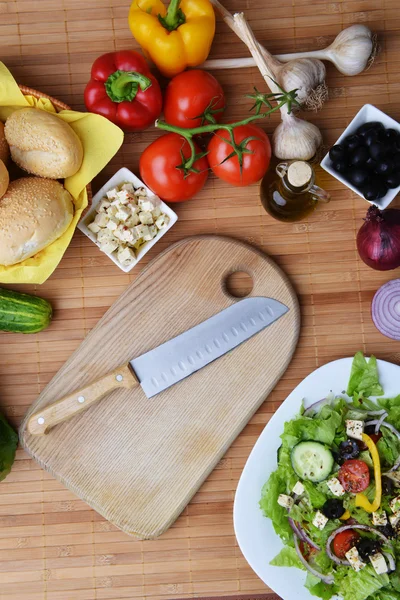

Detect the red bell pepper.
[{"left": 84, "top": 50, "right": 162, "bottom": 132}]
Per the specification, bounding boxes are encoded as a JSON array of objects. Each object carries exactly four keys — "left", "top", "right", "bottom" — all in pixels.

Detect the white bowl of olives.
[{"left": 321, "top": 104, "right": 400, "bottom": 209}]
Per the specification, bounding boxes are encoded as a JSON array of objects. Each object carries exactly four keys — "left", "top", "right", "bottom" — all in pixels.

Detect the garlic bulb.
[
  {"left": 270, "top": 56, "right": 327, "bottom": 110},
  {"left": 273, "top": 112, "right": 323, "bottom": 160}
]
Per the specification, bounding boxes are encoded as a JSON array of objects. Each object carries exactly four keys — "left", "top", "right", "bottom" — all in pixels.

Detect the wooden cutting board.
[{"left": 19, "top": 236, "right": 300, "bottom": 539}]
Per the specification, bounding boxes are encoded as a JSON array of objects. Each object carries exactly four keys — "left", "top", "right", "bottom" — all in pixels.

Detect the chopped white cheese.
[
  {"left": 390, "top": 496, "right": 400, "bottom": 513},
  {"left": 386, "top": 471, "right": 400, "bottom": 486},
  {"left": 135, "top": 187, "right": 147, "bottom": 197},
  {"left": 139, "top": 211, "right": 154, "bottom": 225},
  {"left": 126, "top": 214, "right": 140, "bottom": 227},
  {"left": 116, "top": 190, "right": 130, "bottom": 203},
  {"left": 372, "top": 511, "right": 388, "bottom": 526},
  {"left": 121, "top": 182, "right": 134, "bottom": 193},
  {"left": 155, "top": 214, "right": 169, "bottom": 230},
  {"left": 97, "top": 228, "right": 114, "bottom": 244},
  {"left": 98, "top": 199, "right": 111, "bottom": 212},
  {"left": 326, "top": 477, "right": 345, "bottom": 497},
  {"left": 369, "top": 552, "right": 388, "bottom": 575},
  {"left": 106, "top": 217, "right": 118, "bottom": 231},
  {"left": 117, "top": 246, "right": 136, "bottom": 266},
  {"left": 292, "top": 481, "right": 305, "bottom": 496},
  {"left": 389, "top": 512, "right": 400, "bottom": 527},
  {"left": 277, "top": 494, "right": 294, "bottom": 510},
  {"left": 345, "top": 546, "right": 365, "bottom": 572},
  {"left": 152, "top": 205, "right": 162, "bottom": 219},
  {"left": 94, "top": 212, "right": 109, "bottom": 228},
  {"left": 106, "top": 188, "right": 118, "bottom": 200},
  {"left": 114, "top": 207, "right": 131, "bottom": 222},
  {"left": 312, "top": 511, "right": 328, "bottom": 530},
  {"left": 100, "top": 239, "right": 119, "bottom": 254},
  {"left": 346, "top": 419, "right": 364, "bottom": 441},
  {"left": 107, "top": 205, "right": 118, "bottom": 217},
  {"left": 138, "top": 198, "right": 155, "bottom": 212},
  {"left": 87, "top": 222, "right": 100, "bottom": 234}
]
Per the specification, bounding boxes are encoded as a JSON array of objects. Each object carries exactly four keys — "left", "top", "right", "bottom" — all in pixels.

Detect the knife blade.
[{"left": 28, "top": 296, "right": 288, "bottom": 435}]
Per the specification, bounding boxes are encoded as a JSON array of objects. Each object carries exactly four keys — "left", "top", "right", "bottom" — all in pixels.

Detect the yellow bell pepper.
[
  {"left": 128, "top": 0, "right": 215, "bottom": 78},
  {"left": 355, "top": 433, "right": 381, "bottom": 513},
  {"left": 340, "top": 510, "right": 351, "bottom": 520}
]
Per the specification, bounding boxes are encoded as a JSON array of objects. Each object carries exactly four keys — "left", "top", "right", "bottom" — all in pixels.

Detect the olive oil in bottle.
[{"left": 260, "top": 160, "right": 330, "bottom": 222}]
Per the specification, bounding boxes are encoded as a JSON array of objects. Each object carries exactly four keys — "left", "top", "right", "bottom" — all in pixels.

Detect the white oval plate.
[{"left": 233, "top": 357, "right": 400, "bottom": 600}]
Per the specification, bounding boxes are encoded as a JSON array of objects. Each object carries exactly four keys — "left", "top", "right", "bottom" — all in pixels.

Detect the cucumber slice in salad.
[{"left": 291, "top": 441, "right": 334, "bottom": 482}]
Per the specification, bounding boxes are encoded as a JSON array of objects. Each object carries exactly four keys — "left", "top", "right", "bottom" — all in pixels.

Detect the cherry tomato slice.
[
  {"left": 369, "top": 433, "right": 382, "bottom": 444},
  {"left": 332, "top": 529, "right": 360, "bottom": 559},
  {"left": 338, "top": 459, "right": 370, "bottom": 493}
]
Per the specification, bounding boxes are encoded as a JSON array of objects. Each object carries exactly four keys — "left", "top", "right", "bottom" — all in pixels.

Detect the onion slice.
[
  {"left": 303, "top": 398, "right": 328, "bottom": 417},
  {"left": 289, "top": 517, "right": 306, "bottom": 542},
  {"left": 383, "top": 551, "right": 396, "bottom": 572},
  {"left": 372, "top": 279, "right": 400, "bottom": 341},
  {"left": 326, "top": 524, "right": 392, "bottom": 567},
  {"left": 296, "top": 523, "right": 320, "bottom": 551},
  {"left": 375, "top": 412, "right": 389, "bottom": 434},
  {"left": 294, "top": 534, "right": 334, "bottom": 584},
  {"left": 367, "top": 420, "right": 400, "bottom": 442}
]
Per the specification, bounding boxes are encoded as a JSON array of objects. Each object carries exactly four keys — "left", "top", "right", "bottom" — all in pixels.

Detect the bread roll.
[
  {"left": 0, "top": 122, "right": 9, "bottom": 164},
  {"left": 5, "top": 108, "right": 83, "bottom": 179},
  {"left": 0, "top": 160, "right": 9, "bottom": 199},
  {"left": 0, "top": 177, "right": 74, "bottom": 266}
]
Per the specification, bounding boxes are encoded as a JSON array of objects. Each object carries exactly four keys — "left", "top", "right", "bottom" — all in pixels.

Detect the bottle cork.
[{"left": 287, "top": 161, "right": 312, "bottom": 189}]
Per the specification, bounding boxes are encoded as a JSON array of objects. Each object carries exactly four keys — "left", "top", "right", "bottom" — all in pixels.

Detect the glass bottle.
[{"left": 260, "top": 160, "right": 330, "bottom": 222}]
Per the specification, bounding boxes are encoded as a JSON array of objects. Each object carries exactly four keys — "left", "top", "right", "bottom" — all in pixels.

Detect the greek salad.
[{"left": 261, "top": 352, "right": 400, "bottom": 600}]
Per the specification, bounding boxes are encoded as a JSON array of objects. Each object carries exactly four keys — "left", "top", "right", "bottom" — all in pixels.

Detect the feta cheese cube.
[
  {"left": 139, "top": 211, "right": 154, "bottom": 225},
  {"left": 386, "top": 471, "right": 400, "bottom": 486},
  {"left": 94, "top": 213, "right": 109, "bottom": 228},
  {"left": 277, "top": 494, "right": 294, "bottom": 510},
  {"left": 106, "top": 187, "right": 118, "bottom": 200},
  {"left": 98, "top": 199, "right": 111, "bottom": 212},
  {"left": 326, "top": 477, "right": 345, "bottom": 497},
  {"left": 100, "top": 239, "right": 119, "bottom": 254},
  {"left": 152, "top": 206, "right": 162, "bottom": 219},
  {"left": 138, "top": 198, "right": 155, "bottom": 212},
  {"left": 389, "top": 512, "right": 400, "bottom": 527},
  {"left": 292, "top": 481, "right": 305, "bottom": 496},
  {"left": 117, "top": 246, "right": 136, "bottom": 266},
  {"left": 121, "top": 182, "right": 134, "bottom": 193},
  {"left": 390, "top": 496, "right": 400, "bottom": 513},
  {"left": 372, "top": 511, "right": 388, "bottom": 526},
  {"left": 345, "top": 546, "right": 365, "bottom": 572},
  {"left": 87, "top": 222, "right": 101, "bottom": 234},
  {"left": 155, "top": 214, "right": 169, "bottom": 230},
  {"left": 369, "top": 552, "right": 388, "bottom": 575},
  {"left": 116, "top": 190, "right": 130, "bottom": 204},
  {"left": 128, "top": 202, "right": 139, "bottom": 215},
  {"left": 148, "top": 225, "right": 158, "bottom": 239},
  {"left": 106, "top": 218, "right": 118, "bottom": 232},
  {"left": 135, "top": 225, "right": 150, "bottom": 239},
  {"left": 345, "top": 419, "right": 364, "bottom": 441},
  {"left": 135, "top": 187, "right": 147, "bottom": 197},
  {"left": 312, "top": 510, "right": 328, "bottom": 530},
  {"left": 126, "top": 214, "right": 140, "bottom": 227},
  {"left": 115, "top": 206, "right": 131, "bottom": 222}
]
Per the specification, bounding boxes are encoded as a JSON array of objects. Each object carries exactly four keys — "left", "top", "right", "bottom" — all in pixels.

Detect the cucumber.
[
  {"left": 291, "top": 441, "right": 334, "bottom": 483},
  {"left": 0, "top": 288, "right": 52, "bottom": 333}
]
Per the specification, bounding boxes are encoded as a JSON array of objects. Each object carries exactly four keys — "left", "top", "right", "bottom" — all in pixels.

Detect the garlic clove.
[{"left": 273, "top": 112, "right": 323, "bottom": 161}]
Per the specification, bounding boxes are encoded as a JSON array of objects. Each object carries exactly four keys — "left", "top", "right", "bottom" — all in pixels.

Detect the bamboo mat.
[{"left": 0, "top": 0, "right": 399, "bottom": 599}]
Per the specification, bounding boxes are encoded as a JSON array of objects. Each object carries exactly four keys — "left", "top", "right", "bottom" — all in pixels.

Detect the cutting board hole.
[{"left": 224, "top": 271, "right": 254, "bottom": 298}]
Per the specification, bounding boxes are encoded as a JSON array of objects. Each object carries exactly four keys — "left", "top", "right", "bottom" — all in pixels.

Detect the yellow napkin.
[{"left": 0, "top": 62, "right": 124, "bottom": 284}]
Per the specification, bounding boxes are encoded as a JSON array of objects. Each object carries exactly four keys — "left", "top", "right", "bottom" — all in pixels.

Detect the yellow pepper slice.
[
  {"left": 128, "top": 0, "right": 215, "bottom": 78},
  {"left": 354, "top": 433, "right": 381, "bottom": 513},
  {"left": 340, "top": 510, "right": 351, "bottom": 520}
]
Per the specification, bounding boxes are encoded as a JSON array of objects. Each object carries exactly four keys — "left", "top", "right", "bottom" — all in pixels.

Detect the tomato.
[
  {"left": 207, "top": 124, "right": 271, "bottom": 186},
  {"left": 164, "top": 70, "right": 225, "bottom": 129},
  {"left": 369, "top": 433, "right": 382, "bottom": 444},
  {"left": 332, "top": 530, "right": 360, "bottom": 559},
  {"left": 338, "top": 459, "right": 370, "bottom": 493},
  {"left": 139, "top": 133, "right": 208, "bottom": 202},
  {"left": 299, "top": 541, "right": 318, "bottom": 561}
]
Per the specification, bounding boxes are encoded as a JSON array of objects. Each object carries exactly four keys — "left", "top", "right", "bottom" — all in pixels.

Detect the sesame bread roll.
[
  {"left": 0, "top": 122, "right": 8, "bottom": 164},
  {"left": 5, "top": 108, "right": 83, "bottom": 179},
  {"left": 0, "top": 177, "right": 74, "bottom": 266},
  {"left": 0, "top": 161, "right": 9, "bottom": 199}
]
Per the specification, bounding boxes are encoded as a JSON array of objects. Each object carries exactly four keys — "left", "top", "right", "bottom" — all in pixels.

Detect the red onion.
[
  {"left": 367, "top": 420, "right": 400, "bottom": 442},
  {"left": 294, "top": 534, "right": 334, "bottom": 584},
  {"left": 296, "top": 523, "right": 320, "bottom": 551},
  {"left": 289, "top": 517, "right": 306, "bottom": 542},
  {"left": 375, "top": 411, "right": 389, "bottom": 434},
  {"left": 303, "top": 398, "right": 328, "bottom": 417},
  {"left": 326, "top": 524, "right": 392, "bottom": 567},
  {"left": 372, "top": 279, "right": 400, "bottom": 341},
  {"left": 383, "top": 551, "right": 396, "bottom": 572},
  {"left": 357, "top": 206, "right": 400, "bottom": 271}
]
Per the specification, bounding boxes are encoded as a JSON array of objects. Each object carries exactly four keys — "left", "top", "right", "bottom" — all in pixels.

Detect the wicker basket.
[{"left": 17, "top": 85, "right": 92, "bottom": 209}]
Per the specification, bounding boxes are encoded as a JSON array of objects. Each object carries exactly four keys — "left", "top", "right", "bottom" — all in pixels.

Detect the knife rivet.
[
  {"left": 37, "top": 417, "right": 45, "bottom": 425},
  {"left": 78, "top": 396, "right": 85, "bottom": 403},
  {"left": 115, "top": 374, "right": 123, "bottom": 382}
]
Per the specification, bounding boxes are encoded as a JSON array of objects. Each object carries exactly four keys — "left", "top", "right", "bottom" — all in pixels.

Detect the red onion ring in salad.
[
  {"left": 383, "top": 551, "right": 396, "bottom": 572},
  {"left": 326, "top": 524, "right": 392, "bottom": 566},
  {"left": 375, "top": 412, "right": 389, "bottom": 434},
  {"left": 367, "top": 420, "right": 400, "bottom": 441},
  {"left": 303, "top": 398, "right": 328, "bottom": 417},
  {"left": 288, "top": 517, "right": 306, "bottom": 542},
  {"left": 294, "top": 534, "right": 334, "bottom": 584},
  {"left": 372, "top": 280, "right": 400, "bottom": 341}
]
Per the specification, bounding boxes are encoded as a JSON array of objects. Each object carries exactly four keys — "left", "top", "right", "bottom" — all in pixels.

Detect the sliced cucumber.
[{"left": 291, "top": 441, "right": 334, "bottom": 483}]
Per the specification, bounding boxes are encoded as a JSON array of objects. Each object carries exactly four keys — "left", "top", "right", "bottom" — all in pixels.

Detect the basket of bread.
[{"left": 0, "top": 62, "right": 124, "bottom": 285}]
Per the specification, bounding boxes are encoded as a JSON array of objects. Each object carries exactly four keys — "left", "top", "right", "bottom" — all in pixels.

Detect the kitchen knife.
[{"left": 28, "top": 296, "right": 288, "bottom": 435}]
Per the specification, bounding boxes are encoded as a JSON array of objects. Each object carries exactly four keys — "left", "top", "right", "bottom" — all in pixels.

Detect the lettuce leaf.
[
  {"left": 347, "top": 352, "right": 384, "bottom": 397},
  {"left": 269, "top": 546, "right": 305, "bottom": 570},
  {"left": 377, "top": 426, "right": 400, "bottom": 469},
  {"left": 305, "top": 573, "right": 337, "bottom": 600},
  {"left": 259, "top": 472, "right": 293, "bottom": 544},
  {"left": 303, "top": 480, "right": 327, "bottom": 509},
  {"left": 370, "top": 591, "right": 400, "bottom": 600},
  {"left": 280, "top": 406, "right": 343, "bottom": 447},
  {"left": 335, "top": 566, "right": 389, "bottom": 600}
]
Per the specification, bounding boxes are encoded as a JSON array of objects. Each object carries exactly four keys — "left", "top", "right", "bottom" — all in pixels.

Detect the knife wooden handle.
[{"left": 27, "top": 364, "right": 139, "bottom": 435}]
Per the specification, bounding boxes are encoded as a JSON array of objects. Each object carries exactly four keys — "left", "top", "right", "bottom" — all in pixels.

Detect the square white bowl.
[
  {"left": 321, "top": 103, "right": 400, "bottom": 209},
  {"left": 78, "top": 168, "right": 178, "bottom": 273}
]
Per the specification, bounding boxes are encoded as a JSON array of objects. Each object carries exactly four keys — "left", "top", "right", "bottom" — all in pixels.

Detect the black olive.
[
  {"left": 339, "top": 439, "right": 360, "bottom": 460},
  {"left": 357, "top": 122, "right": 385, "bottom": 137},
  {"left": 385, "top": 172, "right": 400, "bottom": 189},
  {"left": 369, "top": 141, "right": 387, "bottom": 160},
  {"left": 322, "top": 499, "right": 345, "bottom": 519},
  {"left": 378, "top": 522, "right": 396, "bottom": 539},
  {"left": 384, "top": 129, "right": 399, "bottom": 145},
  {"left": 329, "top": 144, "right": 347, "bottom": 162},
  {"left": 364, "top": 179, "right": 388, "bottom": 201},
  {"left": 344, "top": 134, "right": 362, "bottom": 151},
  {"left": 366, "top": 157, "right": 378, "bottom": 171},
  {"left": 350, "top": 146, "right": 369, "bottom": 167},
  {"left": 348, "top": 168, "right": 369, "bottom": 187},
  {"left": 375, "top": 158, "right": 393, "bottom": 176},
  {"left": 364, "top": 129, "right": 381, "bottom": 147},
  {"left": 382, "top": 476, "right": 395, "bottom": 495},
  {"left": 364, "top": 424, "right": 376, "bottom": 435},
  {"left": 333, "top": 451, "right": 344, "bottom": 466},
  {"left": 393, "top": 153, "right": 400, "bottom": 169},
  {"left": 356, "top": 538, "right": 382, "bottom": 562},
  {"left": 333, "top": 160, "right": 348, "bottom": 174}
]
